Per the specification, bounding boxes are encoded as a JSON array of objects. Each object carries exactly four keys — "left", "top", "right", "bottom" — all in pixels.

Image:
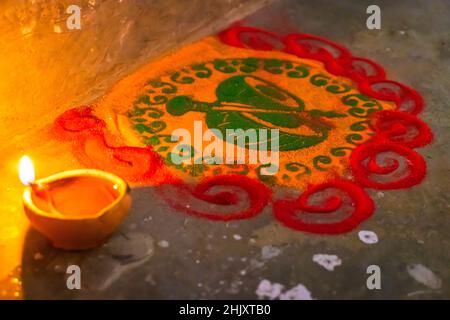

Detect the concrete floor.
[{"left": 1, "top": 0, "right": 449, "bottom": 299}]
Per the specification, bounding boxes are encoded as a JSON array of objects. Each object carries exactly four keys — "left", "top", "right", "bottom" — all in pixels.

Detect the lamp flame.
[{"left": 19, "top": 155, "right": 35, "bottom": 186}]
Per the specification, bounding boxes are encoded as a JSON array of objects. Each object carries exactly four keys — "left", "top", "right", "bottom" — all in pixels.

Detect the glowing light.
[{"left": 19, "top": 155, "right": 35, "bottom": 186}]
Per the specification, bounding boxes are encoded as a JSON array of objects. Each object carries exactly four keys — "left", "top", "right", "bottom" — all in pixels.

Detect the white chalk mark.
[
  {"left": 255, "top": 279, "right": 284, "bottom": 300},
  {"left": 280, "top": 284, "right": 313, "bottom": 300},
  {"left": 261, "top": 245, "right": 281, "bottom": 260},
  {"left": 358, "top": 230, "right": 379, "bottom": 244},
  {"left": 407, "top": 264, "right": 442, "bottom": 289},
  {"left": 313, "top": 254, "right": 342, "bottom": 271}
]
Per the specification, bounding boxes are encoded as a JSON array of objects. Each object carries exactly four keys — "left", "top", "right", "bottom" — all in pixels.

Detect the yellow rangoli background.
[{"left": 94, "top": 36, "right": 396, "bottom": 189}]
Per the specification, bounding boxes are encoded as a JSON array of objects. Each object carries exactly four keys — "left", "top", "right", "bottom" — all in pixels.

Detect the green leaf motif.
[
  {"left": 286, "top": 65, "right": 310, "bottom": 78},
  {"left": 326, "top": 83, "right": 351, "bottom": 94},
  {"left": 191, "top": 63, "right": 212, "bottom": 78},
  {"left": 213, "top": 59, "right": 237, "bottom": 73},
  {"left": 346, "top": 133, "right": 364, "bottom": 145},
  {"left": 331, "top": 147, "right": 353, "bottom": 157},
  {"left": 147, "top": 80, "right": 177, "bottom": 94},
  {"left": 170, "top": 71, "right": 195, "bottom": 84},
  {"left": 156, "top": 146, "right": 170, "bottom": 152},
  {"left": 143, "top": 134, "right": 173, "bottom": 147},
  {"left": 350, "top": 120, "right": 370, "bottom": 131},
  {"left": 134, "top": 121, "right": 166, "bottom": 134},
  {"left": 256, "top": 164, "right": 278, "bottom": 185},
  {"left": 309, "top": 110, "right": 347, "bottom": 118},
  {"left": 285, "top": 162, "right": 311, "bottom": 174},
  {"left": 239, "top": 58, "right": 259, "bottom": 73},
  {"left": 226, "top": 164, "right": 250, "bottom": 175},
  {"left": 263, "top": 59, "right": 284, "bottom": 74},
  {"left": 310, "top": 74, "right": 330, "bottom": 87},
  {"left": 342, "top": 94, "right": 382, "bottom": 118},
  {"left": 136, "top": 94, "right": 167, "bottom": 106},
  {"left": 313, "top": 155, "right": 332, "bottom": 171}
]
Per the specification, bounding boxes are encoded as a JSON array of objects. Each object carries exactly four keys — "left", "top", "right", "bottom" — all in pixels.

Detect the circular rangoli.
[{"left": 52, "top": 25, "right": 433, "bottom": 234}]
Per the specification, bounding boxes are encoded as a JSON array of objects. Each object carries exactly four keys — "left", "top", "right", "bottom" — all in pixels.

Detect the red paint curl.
[
  {"left": 218, "top": 25, "right": 284, "bottom": 51},
  {"left": 53, "top": 106, "right": 105, "bottom": 139},
  {"left": 350, "top": 141, "right": 426, "bottom": 189},
  {"left": 338, "top": 57, "right": 386, "bottom": 83},
  {"left": 274, "top": 180, "right": 374, "bottom": 234},
  {"left": 73, "top": 132, "right": 162, "bottom": 182},
  {"left": 162, "top": 174, "right": 271, "bottom": 221},
  {"left": 284, "top": 33, "right": 351, "bottom": 75},
  {"left": 53, "top": 107, "right": 162, "bottom": 183},
  {"left": 359, "top": 80, "right": 424, "bottom": 114},
  {"left": 370, "top": 110, "right": 433, "bottom": 148}
]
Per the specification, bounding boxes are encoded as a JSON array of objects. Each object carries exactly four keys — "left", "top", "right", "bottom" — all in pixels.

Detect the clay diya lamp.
[{"left": 19, "top": 156, "right": 132, "bottom": 250}]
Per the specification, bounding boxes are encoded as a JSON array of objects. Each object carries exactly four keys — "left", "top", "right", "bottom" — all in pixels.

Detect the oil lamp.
[{"left": 19, "top": 155, "right": 132, "bottom": 250}]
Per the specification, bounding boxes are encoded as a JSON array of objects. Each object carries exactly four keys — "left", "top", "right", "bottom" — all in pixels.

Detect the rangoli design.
[{"left": 52, "top": 25, "right": 432, "bottom": 234}]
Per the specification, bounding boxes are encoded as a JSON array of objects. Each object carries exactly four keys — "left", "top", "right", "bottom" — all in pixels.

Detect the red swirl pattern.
[
  {"left": 217, "top": 25, "right": 431, "bottom": 232},
  {"left": 370, "top": 110, "right": 433, "bottom": 148},
  {"left": 273, "top": 180, "right": 374, "bottom": 234},
  {"left": 53, "top": 107, "right": 162, "bottom": 182},
  {"left": 218, "top": 25, "right": 284, "bottom": 51},
  {"left": 53, "top": 106, "right": 106, "bottom": 139},
  {"left": 51, "top": 25, "right": 432, "bottom": 234},
  {"left": 350, "top": 141, "right": 426, "bottom": 189},
  {"left": 220, "top": 25, "right": 425, "bottom": 116},
  {"left": 359, "top": 80, "right": 424, "bottom": 114},
  {"left": 284, "top": 33, "right": 351, "bottom": 75},
  {"left": 160, "top": 174, "right": 271, "bottom": 221}
]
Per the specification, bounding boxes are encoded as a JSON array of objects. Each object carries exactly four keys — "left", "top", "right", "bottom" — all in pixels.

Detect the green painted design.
[
  {"left": 213, "top": 59, "right": 237, "bottom": 73},
  {"left": 136, "top": 94, "right": 168, "bottom": 106},
  {"left": 285, "top": 162, "right": 311, "bottom": 179},
  {"left": 345, "top": 133, "right": 364, "bottom": 145},
  {"left": 256, "top": 164, "right": 278, "bottom": 185},
  {"left": 313, "top": 155, "right": 332, "bottom": 171},
  {"left": 134, "top": 121, "right": 166, "bottom": 134},
  {"left": 284, "top": 61, "right": 294, "bottom": 69},
  {"left": 156, "top": 146, "right": 170, "bottom": 152},
  {"left": 170, "top": 71, "right": 195, "bottom": 84},
  {"left": 285, "top": 162, "right": 311, "bottom": 175},
  {"left": 309, "top": 109, "right": 347, "bottom": 118},
  {"left": 239, "top": 58, "right": 258, "bottom": 73},
  {"left": 310, "top": 74, "right": 330, "bottom": 87},
  {"left": 331, "top": 147, "right": 353, "bottom": 157},
  {"left": 263, "top": 59, "right": 284, "bottom": 74},
  {"left": 146, "top": 108, "right": 164, "bottom": 119},
  {"left": 326, "top": 82, "right": 351, "bottom": 94},
  {"left": 183, "top": 163, "right": 208, "bottom": 177},
  {"left": 147, "top": 80, "right": 177, "bottom": 94},
  {"left": 191, "top": 63, "right": 212, "bottom": 78},
  {"left": 144, "top": 134, "right": 174, "bottom": 146},
  {"left": 165, "top": 144, "right": 197, "bottom": 171},
  {"left": 286, "top": 65, "right": 310, "bottom": 78},
  {"left": 127, "top": 56, "right": 390, "bottom": 180},
  {"left": 127, "top": 106, "right": 147, "bottom": 117},
  {"left": 226, "top": 164, "right": 250, "bottom": 175},
  {"left": 166, "top": 74, "right": 333, "bottom": 151},
  {"left": 350, "top": 120, "right": 371, "bottom": 131},
  {"left": 342, "top": 94, "right": 382, "bottom": 118}
]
